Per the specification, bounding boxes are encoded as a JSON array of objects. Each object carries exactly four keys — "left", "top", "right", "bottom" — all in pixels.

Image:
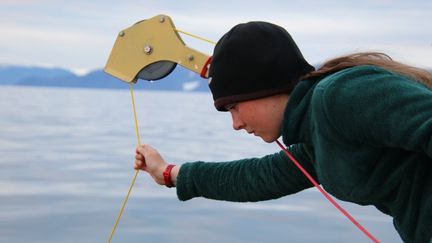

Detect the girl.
[{"left": 134, "top": 21, "right": 432, "bottom": 243}]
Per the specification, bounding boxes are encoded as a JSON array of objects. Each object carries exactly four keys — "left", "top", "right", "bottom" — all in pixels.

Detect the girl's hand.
[{"left": 134, "top": 144, "right": 179, "bottom": 186}]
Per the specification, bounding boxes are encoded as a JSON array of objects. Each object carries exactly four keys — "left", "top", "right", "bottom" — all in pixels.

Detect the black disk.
[{"left": 137, "top": 61, "right": 177, "bottom": 81}]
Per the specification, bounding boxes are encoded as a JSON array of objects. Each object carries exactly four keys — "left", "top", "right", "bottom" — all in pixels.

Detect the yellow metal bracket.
[{"left": 104, "top": 14, "right": 211, "bottom": 83}]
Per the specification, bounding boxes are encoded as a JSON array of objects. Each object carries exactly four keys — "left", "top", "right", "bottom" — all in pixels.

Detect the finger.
[
  {"left": 134, "top": 163, "right": 145, "bottom": 170},
  {"left": 134, "top": 160, "right": 141, "bottom": 168},
  {"left": 140, "top": 144, "right": 155, "bottom": 153},
  {"left": 136, "top": 145, "right": 146, "bottom": 155},
  {"left": 135, "top": 158, "right": 146, "bottom": 167},
  {"left": 136, "top": 146, "right": 142, "bottom": 154}
]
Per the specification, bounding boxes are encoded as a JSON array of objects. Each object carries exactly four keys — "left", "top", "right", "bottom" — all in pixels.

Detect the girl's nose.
[{"left": 231, "top": 112, "right": 245, "bottom": 130}]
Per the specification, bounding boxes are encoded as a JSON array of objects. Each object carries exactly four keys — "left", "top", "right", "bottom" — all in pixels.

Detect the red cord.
[
  {"left": 275, "top": 140, "right": 380, "bottom": 243},
  {"left": 200, "top": 56, "right": 212, "bottom": 78}
]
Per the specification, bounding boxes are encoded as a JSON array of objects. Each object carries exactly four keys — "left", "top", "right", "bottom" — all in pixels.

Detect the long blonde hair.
[{"left": 302, "top": 52, "right": 432, "bottom": 88}]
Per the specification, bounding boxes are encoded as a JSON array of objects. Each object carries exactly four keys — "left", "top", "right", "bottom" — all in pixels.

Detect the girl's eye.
[{"left": 225, "top": 103, "right": 236, "bottom": 110}]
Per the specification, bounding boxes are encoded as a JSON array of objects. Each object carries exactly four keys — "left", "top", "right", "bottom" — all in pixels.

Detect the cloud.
[
  {"left": 1, "top": 23, "right": 106, "bottom": 44},
  {"left": 0, "top": 0, "right": 430, "bottom": 71}
]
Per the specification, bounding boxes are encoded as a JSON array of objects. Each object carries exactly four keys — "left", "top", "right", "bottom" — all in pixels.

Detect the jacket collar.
[{"left": 281, "top": 79, "right": 317, "bottom": 145}]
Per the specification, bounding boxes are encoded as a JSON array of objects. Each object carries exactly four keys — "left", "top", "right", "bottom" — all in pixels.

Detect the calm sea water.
[{"left": 0, "top": 86, "right": 401, "bottom": 243}]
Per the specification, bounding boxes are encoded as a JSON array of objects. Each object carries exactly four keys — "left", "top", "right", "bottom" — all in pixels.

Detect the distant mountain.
[
  {"left": 2, "top": 64, "right": 430, "bottom": 92},
  {"left": 0, "top": 66, "right": 75, "bottom": 85},
  {"left": 0, "top": 65, "right": 210, "bottom": 92}
]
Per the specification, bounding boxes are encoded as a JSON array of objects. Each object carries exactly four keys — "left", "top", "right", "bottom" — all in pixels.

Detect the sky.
[{"left": 0, "top": 0, "right": 431, "bottom": 75}]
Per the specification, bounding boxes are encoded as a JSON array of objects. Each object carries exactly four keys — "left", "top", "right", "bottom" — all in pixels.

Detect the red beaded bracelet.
[{"left": 163, "top": 164, "right": 175, "bottom": 188}]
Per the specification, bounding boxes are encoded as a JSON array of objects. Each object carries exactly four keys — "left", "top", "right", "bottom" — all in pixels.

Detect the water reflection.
[{"left": 0, "top": 86, "right": 400, "bottom": 242}]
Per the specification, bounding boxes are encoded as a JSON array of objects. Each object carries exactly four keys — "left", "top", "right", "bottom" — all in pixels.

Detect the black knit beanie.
[{"left": 208, "top": 21, "right": 315, "bottom": 111}]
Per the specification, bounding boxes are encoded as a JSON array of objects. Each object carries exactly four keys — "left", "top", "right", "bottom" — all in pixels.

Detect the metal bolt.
[
  {"left": 144, "top": 45, "right": 153, "bottom": 55},
  {"left": 159, "top": 16, "right": 165, "bottom": 23},
  {"left": 119, "top": 31, "right": 125, "bottom": 37},
  {"left": 187, "top": 54, "right": 194, "bottom": 61}
]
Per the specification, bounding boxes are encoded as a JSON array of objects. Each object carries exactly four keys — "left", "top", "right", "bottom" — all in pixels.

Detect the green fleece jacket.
[{"left": 176, "top": 65, "right": 432, "bottom": 243}]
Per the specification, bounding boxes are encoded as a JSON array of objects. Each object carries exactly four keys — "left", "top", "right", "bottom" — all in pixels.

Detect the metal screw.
[
  {"left": 187, "top": 55, "right": 194, "bottom": 61},
  {"left": 119, "top": 31, "right": 125, "bottom": 37},
  {"left": 144, "top": 45, "right": 153, "bottom": 55},
  {"left": 159, "top": 16, "right": 165, "bottom": 23}
]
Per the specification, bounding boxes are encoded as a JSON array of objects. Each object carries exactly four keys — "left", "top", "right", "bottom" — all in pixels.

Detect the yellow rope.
[
  {"left": 108, "top": 29, "right": 215, "bottom": 242},
  {"left": 129, "top": 83, "right": 142, "bottom": 146},
  {"left": 175, "top": 28, "right": 217, "bottom": 45},
  {"left": 107, "top": 83, "right": 141, "bottom": 243}
]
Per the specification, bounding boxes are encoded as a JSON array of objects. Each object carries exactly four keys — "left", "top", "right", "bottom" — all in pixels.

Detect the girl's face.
[{"left": 227, "top": 94, "right": 289, "bottom": 143}]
